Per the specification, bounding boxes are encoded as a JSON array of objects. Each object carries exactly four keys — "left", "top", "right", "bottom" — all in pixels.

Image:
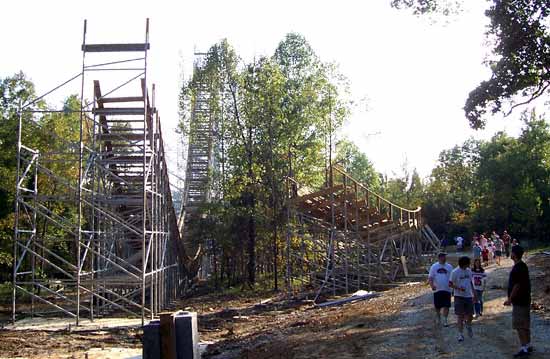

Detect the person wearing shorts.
[
  {"left": 495, "top": 237, "right": 504, "bottom": 266},
  {"left": 429, "top": 252, "right": 453, "bottom": 327},
  {"left": 504, "top": 245, "right": 533, "bottom": 357},
  {"left": 471, "top": 258, "right": 486, "bottom": 318},
  {"left": 502, "top": 230, "right": 512, "bottom": 258},
  {"left": 450, "top": 256, "right": 477, "bottom": 342}
]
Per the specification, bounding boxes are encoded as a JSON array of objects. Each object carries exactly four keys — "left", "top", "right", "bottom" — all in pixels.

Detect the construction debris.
[{"left": 316, "top": 290, "right": 379, "bottom": 308}]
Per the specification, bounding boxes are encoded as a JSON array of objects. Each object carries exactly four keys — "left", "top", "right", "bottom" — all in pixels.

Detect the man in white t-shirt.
[
  {"left": 456, "top": 236, "right": 464, "bottom": 251},
  {"left": 429, "top": 252, "right": 453, "bottom": 326},
  {"left": 450, "top": 256, "right": 478, "bottom": 342}
]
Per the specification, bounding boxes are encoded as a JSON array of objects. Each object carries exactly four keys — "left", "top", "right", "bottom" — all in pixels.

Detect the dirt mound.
[{"left": 527, "top": 252, "right": 550, "bottom": 314}]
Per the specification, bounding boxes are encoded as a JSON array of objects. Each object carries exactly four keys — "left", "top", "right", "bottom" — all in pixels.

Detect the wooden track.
[{"left": 286, "top": 165, "right": 439, "bottom": 299}]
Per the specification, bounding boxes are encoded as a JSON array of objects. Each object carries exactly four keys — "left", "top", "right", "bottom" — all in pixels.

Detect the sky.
[{"left": 0, "top": 0, "right": 531, "bottom": 180}]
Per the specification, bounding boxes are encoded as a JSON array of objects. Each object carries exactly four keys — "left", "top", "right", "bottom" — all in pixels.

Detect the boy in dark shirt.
[{"left": 504, "top": 245, "right": 532, "bottom": 357}]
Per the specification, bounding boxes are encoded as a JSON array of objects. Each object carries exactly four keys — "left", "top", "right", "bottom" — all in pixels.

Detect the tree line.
[
  {"left": 1, "top": 0, "right": 547, "bottom": 292},
  {"left": 423, "top": 111, "right": 550, "bottom": 242},
  {"left": 179, "top": 34, "right": 348, "bottom": 289},
  {"left": 0, "top": 73, "right": 81, "bottom": 284}
]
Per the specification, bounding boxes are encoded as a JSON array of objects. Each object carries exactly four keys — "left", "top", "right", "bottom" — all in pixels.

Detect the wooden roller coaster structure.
[{"left": 285, "top": 165, "right": 440, "bottom": 300}]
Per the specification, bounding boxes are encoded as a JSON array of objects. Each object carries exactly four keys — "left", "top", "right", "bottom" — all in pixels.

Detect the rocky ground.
[{"left": 0, "top": 250, "right": 549, "bottom": 358}]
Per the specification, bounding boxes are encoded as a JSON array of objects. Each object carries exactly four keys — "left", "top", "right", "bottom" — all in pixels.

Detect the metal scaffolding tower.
[
  {"left": 178, "top": 53, "right": 216, "bottom": 278},
  {"left": 12, "top": 19, "right": 186, "bottom": 325},
  {"left": 181, "top": 54, "right": 214, "bottom": 222}
]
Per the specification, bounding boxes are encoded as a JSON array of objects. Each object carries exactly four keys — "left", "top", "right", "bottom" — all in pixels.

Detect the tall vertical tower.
[{"left": 182, "top": 54, "right": 213, "bottom": 218}]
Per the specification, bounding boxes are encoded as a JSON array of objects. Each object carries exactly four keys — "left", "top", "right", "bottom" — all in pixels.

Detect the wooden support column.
[{"left": 160, "top": 312, "right": 177, "bottom": 359}]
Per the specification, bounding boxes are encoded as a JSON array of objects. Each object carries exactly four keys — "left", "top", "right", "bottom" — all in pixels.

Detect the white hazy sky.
[{"left": 1, "top": 0, "right": 528, "bottom": 179}]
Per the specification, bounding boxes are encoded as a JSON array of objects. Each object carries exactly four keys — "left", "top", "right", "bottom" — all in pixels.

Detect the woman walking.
[
  {"left": 450, "top": 256, "right": 477, "bottom": 342},
  {"left": 471, "top": 258, "right": 486, "bottom": 317}
]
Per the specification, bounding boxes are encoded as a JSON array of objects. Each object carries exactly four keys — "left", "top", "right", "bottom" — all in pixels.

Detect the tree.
[
  {"left": 422, "top": 113, "right": 550, "bottom": 242},
  {"left": 423, "top": 139, "right": 480, "bottom": 238},
  {"left": 0, "top": 72, "right": 43, "bottom": 280},
  {"left": 382, "top": 164, "right": 425, "bottom": 210},
  {"left": 515, "top": 111, "right": 550, "bottom": 238},
  {"left": 0, "top": 73, "right": 82, "bottom": 282},
  {"left": 392, "top": 0, "right": 550, "bottom": 129},
  {"left": 475, "top": 132, "right": 525, "bottom": 231},
  {"left": 178, "top": 34, "right": 351, "bottom": 288},
  {"left": 465, "top": 0, "right": 550, "bottom": 128},
  {"left": 390, "top": 0, "right": 462, "bottom": 16},
  {"left": 335, "top": 139, "right": 381, "bottom": 192}
]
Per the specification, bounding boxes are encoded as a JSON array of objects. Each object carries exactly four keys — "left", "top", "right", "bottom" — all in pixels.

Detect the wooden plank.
[
  {"left": 160, "top": 313, "right": 177, "bottom": 359},
  {"left": 99, "top": 96, "right": 144, "bottom": 103},
  {"left": 82, "top": 43, "right": 150, "bottom": 52},
  {"left": 316, "top": 292, "right": 379, "bottom": 307},
  {"left": 421, "top": 227, "right": 438, "bottom": 250},
  {"left": 295, "top": 184, "right": 344, "bottom": 203},
  {"left": 93, "top": 107, "right": 145, "bottom": 116},
  {"left": 425, "top": 224, "right": 440, "bottom": 247},
  {"left": 97, "top": 133, "right": 145, "bottom": 141},
  {"left": 401, "top": 255, "right": 409, "bottom": 277}
]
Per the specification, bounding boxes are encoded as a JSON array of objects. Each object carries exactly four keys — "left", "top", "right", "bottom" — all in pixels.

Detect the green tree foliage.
[
  {"left": 0, "top": 72, "right": 82, "bottom": 282},
  {"left": 392, "top": 0, "right": 550, "bottom": 129},
  {"left": 335, "top": 139, "right": 381, "bottom": 192},
  {"left": 424, "top": 111, "right": 550, "bottom": 241},
  {"left": 0, "top": 72, "right": 42, "bottom": 279},
  {"left": 465, "top": 0, "right": 550, "bottom": 128},
  {"left": 423, "top": 139, "right": 479, "bottom": 237},
  {"left": 179, "top": 34, "right": 350, "bottom": 287},
  {"left": 391, "top": 0, "right": 462, "bottom": 16},
  {"left": 382, "top": 164, "right": 425, "bottom": 210}
]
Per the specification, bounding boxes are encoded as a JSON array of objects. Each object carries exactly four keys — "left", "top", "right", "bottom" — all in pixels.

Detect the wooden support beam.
[
  {"left": 83, "top": 43, "right": 150, "bottom": 52},
  {"left": 160, "top": 312, "right": 177, "bottom": 359}
]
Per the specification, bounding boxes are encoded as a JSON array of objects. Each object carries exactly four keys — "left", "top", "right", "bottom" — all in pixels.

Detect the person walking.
[
  {"left": 429, "top": 252, "right": 453, "bottom": 327},
  {"left": 481, "top": 245, "right": 490, "bottom": 267},
  {"left": 456, "top": 236, "right": 464, "bottom": 252},
  {"left": 495, "top": 236, "right": 504, "bottom": 266},
  {"left": 502, "top": 230, "right": 512, "bottom": 258},
  {"left": 471, "top": 258, "right": 486, "bottom": 318},
  {"left": 450, "top": 256, "right": 477, "bottom": 342},
  {"left": 491, "top": 230, "right": 499, "bottom": 242},
  {"left": 472, "top": 241, "right": 482, "bottom": 260},
  {"left": 504, "top": 245, "right": 533, "bottom": 357},
  {"left": 479, "top": 234, "right": 488, "bottom": 250},
  {"left": 488, "top": 240, "right": 495, "bottom": 265}
]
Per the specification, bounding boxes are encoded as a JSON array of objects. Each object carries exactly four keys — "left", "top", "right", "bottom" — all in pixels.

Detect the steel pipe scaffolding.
[{"left": 12, "top": 19, "right": 186, "bottom": 325}]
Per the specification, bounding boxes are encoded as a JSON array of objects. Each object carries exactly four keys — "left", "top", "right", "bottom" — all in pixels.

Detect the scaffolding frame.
[
  {"left": 12, "top": 19, "right": 185, "bottom": 326},
  {"left": 285, "top": 165, "right": 439, "bottom": 300},
  {"left": 178, "top": 53, "right": 216, "bottom": 279}
]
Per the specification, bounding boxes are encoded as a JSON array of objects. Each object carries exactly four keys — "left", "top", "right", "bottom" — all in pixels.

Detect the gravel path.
[{"left": 370, "top": 257, "right": 550, "bottom": 358}]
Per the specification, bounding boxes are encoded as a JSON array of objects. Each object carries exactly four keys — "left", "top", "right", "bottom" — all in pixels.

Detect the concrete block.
[
  {"left": 143, "top": 319, "right": 161, "bottom": 359},
  {"left": 174, "top": 311, "right": 200, "bottom": 359}
]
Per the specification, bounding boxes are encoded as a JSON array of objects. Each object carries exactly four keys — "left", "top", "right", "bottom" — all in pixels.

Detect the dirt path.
[
  {"left": 322, "top": 260, "right": 550, "bottom": 359},
  {"left": 204, "top": 255, "right": 550, "bottom": 359},
  {"left": 343, "top": 257, "right": 550, "bottom": 359},
  {"left": 1, "top": 254, "right": 549, "bottom": 358}
]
